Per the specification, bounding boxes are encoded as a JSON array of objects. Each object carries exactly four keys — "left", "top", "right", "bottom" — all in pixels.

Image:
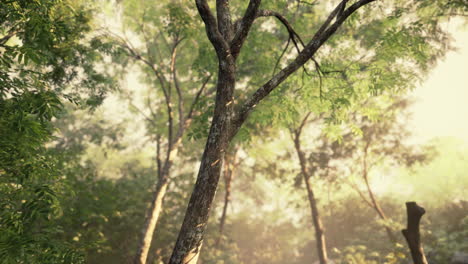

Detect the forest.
[{"left": 1, "top": 0, "right": 467, "bottom": 263}]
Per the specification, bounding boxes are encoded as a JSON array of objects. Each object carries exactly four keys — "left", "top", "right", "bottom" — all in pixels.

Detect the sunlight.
[{"left": 410, "top": 19, "right": 468, "bottom": 144}]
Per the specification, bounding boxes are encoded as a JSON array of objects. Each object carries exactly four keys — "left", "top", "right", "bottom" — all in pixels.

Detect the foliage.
[
  {"left": 0, "top": 0, "right": 117, "bottom": 106},
  {"left": 335, "top": 244, "right": 406, "bottom": 264},
  {"left": 425, "top": 200, "right": 468, "bottom": 263},
  {"left": 0, "top": 0, "right": 117, "bottom": 262},
  {"left": 0, "top": 90, "right": 84, "bottom": 263}
]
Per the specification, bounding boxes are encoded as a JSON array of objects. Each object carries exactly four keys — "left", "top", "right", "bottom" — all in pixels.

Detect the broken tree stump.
[{"left": 402, "top": 201, "right": 428, "bottom": 264}]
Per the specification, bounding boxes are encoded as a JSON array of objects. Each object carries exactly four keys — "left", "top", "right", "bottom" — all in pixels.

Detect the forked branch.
[{"left": 195, "top": 0, "right": 230, "bottom": 56}]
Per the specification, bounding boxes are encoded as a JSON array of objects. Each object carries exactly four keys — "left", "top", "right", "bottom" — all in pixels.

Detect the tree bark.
[
  {"left": 294, "top": 132, "right": 328, "bottom": 264},
  {"left": 168, "top": 56, "right": 236, "bottom": 264},
  {"left": 305, "top": 177, "right": 328, "bottom": 264},
  {"left": 402, "top": 202, "right": 428, "bottom": 264}
]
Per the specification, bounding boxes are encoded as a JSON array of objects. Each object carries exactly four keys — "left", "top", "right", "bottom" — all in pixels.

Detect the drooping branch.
[
  {"left": 256, "top": 9, "right": 305, "bottom": 49},
  {"left": 402, "top": 202, "right": 428, "bottom": 264},
  {"left": 230, "top": 0, "right": 262, "bottom": 59},
  {"left": 255, "top": 10, "right": 310, "bottom": 70},
  {"left": 271, "top": 37, "right": 291, "bottom": 77},
  {"left": 253, "top": 10, "right": 322, "bottom": 82},
  {"left": 230, "top": 0, "right": 376, "bottom": 136}
]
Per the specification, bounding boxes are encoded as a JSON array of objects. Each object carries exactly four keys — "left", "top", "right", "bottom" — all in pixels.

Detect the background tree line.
[{"left": 0, "top": 0, "right": 467, "bottom": 264}]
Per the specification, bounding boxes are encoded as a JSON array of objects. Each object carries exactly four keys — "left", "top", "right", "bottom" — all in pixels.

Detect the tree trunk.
[
  {"left": 168, "top": 1, "right": 378, "bottom": 262},
  {"left": 219, "top": 166, "right": 232, "bottom": 237},
  {"left": 168, "top": 58, "right": 236, "bottom": 264},
  {"left": 294, "top": 134, "right": 328, "bottom": 264},
  {"left": 134, "top": 162, "right": 172, "bottom": 264},
  {"left": 402, "top": 202, "right": 428, "bottom": 264},
  {"left": 304, "top": 176, "right": 328, "bottom": 264}
]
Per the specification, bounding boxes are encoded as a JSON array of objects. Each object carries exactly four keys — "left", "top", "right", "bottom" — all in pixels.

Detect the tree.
[
  {"left": 170, "top": 0, "right": 378, "bottom": 261},
  {"left": 288, "top": 97, "right": 431, "bottom": 251},
  {"left": 103, "top": 2, "right": 218, "bottom": 263},
  {"left": 291, "top": 113, "right": 329, "bottom": 264},
  {"left": 0, "top": 0, "right": 115, "bottom": 262},
  {"left": 216, "top": 145, "right": 243, "bottom": 246},
  {"left": 402, "top": 202, "right": 429, "bottom": 264},
  {"left": 341, "top": 98, "right": 430, "bottom": 242},
  {"left": 168, "top": 0, "right": 462, "bottom": 262}
]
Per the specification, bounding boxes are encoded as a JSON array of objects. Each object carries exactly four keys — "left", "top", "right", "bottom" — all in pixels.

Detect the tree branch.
[
  {"left": 0, "top": 30, "right": 17, "bottom": 45},
  {"left": 110, "top": 32, "right": 176, "bottom": 157},
  {"left": 0, "top": 23, "right": 20, "bottom": 45},
  {"left": 254, "top": 10, "right": 320, "bottom": 81},
  {"left": 230, "top": 0, "right": 262, "bottom": 59},
  {"left": 256, "top": 9, "right": 307, "bottom": 64},
  {"left": 347, "top": 180, "right": 375, "bottom": 208},
  {"left": 230, "top": 0, "right": 376, "bottom": 138},
  {"left": 156, "top": 135, "right": 162, "bottom": 179},
  {"left": 314, "top": 0, "right": 349, "bottom": 40},
  {"left": 195, "top": 0, "right": 231, "bottom": 57},
  {"left": 295, "top": 112, "right": 312, "bottom": 137},
  {"left": 256, "top": 9, "right": 305, "bottom": 48},
  {"left": 108, "top": 31, "right": 170, "bottom": 100},
  {"left": 186, "top": 74, "right": 213, "bottom": 122},
  {"left": 111, "top": 32, "right": 176, "bottom": 167},
  {"left": 170, "top": 38, "right": 185, "bottom": 140},
  {"left": 216, "top": 0, "right": 234, "bottom": 41},
  {"left": 271, "top": 37, "right": 291, "bottom": 77},
  {"left": 129, "top": 100, "right": 154, "bottom": 124}
]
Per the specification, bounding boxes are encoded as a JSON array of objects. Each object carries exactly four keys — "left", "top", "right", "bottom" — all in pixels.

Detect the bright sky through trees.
[{"left": 410, "top": 20, "right": 468, "bottom": 143}]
